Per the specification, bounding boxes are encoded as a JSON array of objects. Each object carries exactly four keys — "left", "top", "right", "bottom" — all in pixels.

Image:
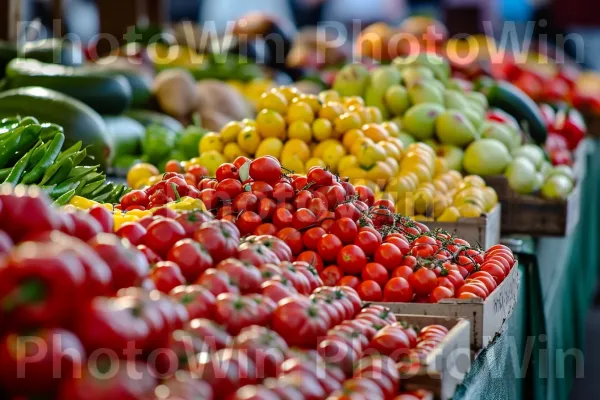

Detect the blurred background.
[{"left": 10, "top": 0, "right": 600, "bottom": 68}]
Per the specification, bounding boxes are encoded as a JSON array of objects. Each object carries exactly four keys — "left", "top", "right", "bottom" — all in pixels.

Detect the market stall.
[{"left": 0, "top": 5, "right": 599, "bottom": 400}]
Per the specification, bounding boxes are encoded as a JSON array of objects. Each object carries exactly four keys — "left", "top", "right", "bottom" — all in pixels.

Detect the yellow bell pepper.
[
  {"left": 68, "top": 196, "right": 100, "bottom": 210},
  {"left": 161, "top": 197, "right": 207, "bottom": 212}
]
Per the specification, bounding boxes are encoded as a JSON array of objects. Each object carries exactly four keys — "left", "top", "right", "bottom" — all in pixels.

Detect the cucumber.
[
  {"left": 0, "top": 87, "right": 113, "bottom": 171},
  {"left": 481, "top": 81, "right": 548, "bottom": 144},
  {"left": 103, "top": 115, "right": 144, "bottom": 161},
  {"left": 19, "top": 38, "right": 85, "bottom": 66},
  {"left": 125, "top": 109, "right": 184, "bottom": 134},
  {"left": 5, "top": 59, "right": 133, "bottom": 115},
  {"left": 0, "top": 41, "right": 17, "bottom": 80}
]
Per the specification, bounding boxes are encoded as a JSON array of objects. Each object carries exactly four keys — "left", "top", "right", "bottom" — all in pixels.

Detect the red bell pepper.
[
  {"left": 0, "top": 329, "right": 85, "bottom": 396},
  {"left": 553, "top": 107, "right": 586, "bottom": 150},
  {"left": 539, "top": 104, "right": 556, "bottom": 127},
  {"left": 0, "top": 242, "right": 87, "bottom": 330}
]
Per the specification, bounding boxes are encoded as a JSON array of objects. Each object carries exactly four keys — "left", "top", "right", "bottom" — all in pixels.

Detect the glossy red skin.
[
  {"left": 307, "top": 167, "right": 334, "bottom": 186},
  {"left": 250, "top": 157, "right": 282, "bottom": 183},
  {"left": 193, "top": 220, "right": 240, "bottom": 263},
  {"left": 194, "top": 349, "right": 256, "bottom": 397},
  {"left": 357, "top": 280, "right": 383, "bottom": 301},
  {"left": 374, "top": 243, "right": 403, "bottom": 271},
  {"left": 166, "top": 239, "right": 213, "bottom": 282},
  {"left": 480, "top": 262, "right": 507, "bottom": 284},
  {"left": 457, "top": 283, "right": 488, "bottom": 299},
  {"left": 248, "top": 181, "right": 274, "bottom": 200},
  {"left": 0, "top": 328, "right": 85, "bottom": 396},
  {"left": 169, "top": 285, "right": 216, "bottom": 320},
  {"left": 296, "top": 251, "right": 324, "bottom": 272},
  {"left": 216, "top": 258, "right": 262, "bottom": 294},
  {"left": 308, "top": 197, "right": 329, "bottom": 217},
  {"left": 330, "top": 217, "right": 358, "bottom": 244},
  {"left": 255, "top": 235, "right": 293, "bottom": 262},
  {"left": 174, "top": 210, "right": 212, "bottom": 237},
  {"left": 276, "top": 227, "right": 304, "bottom": 255},
  {"left": 245, "top": 294, "right": 277, "bottom": 326},
  {"left": 337, "top": 245, "right": 367, "bottom": 275},
  {"left": 0, "top": 230, "right": 13, "bottom": 257},
  {"left": 279, "top": 263, "right": 311, "bottom": 295},
  {"left": 187, "top": 318, "right": 232, "bottom": 351},
  {"left": 273, "top": 182, "right": 295, "bottom": 203},
  {"left": 115, "top": 222, "right": 146, "bottom": 246},
  {"left": 317, "top": 234, "right": 343, "bottom": 262},
  {"left": 335, "top": 203, "right": 361, "bottom": 221},
  {"left": 233, "top": 192, "right": 259, "bottom": 213},
  {"left": 254, "top": 223, "right": 278, "bottom": 236},
  {"left": 326, "top": 185, "right": 347, "bottom": 208},
  {"left": 353, "top": 230, "right": 380, "bottom": 256},
  {"left": 382, "top": 277, "right": 413, "bottom": 302},
  {"left": 87, "top": 206, "right": 114, "bottom": 233},
  {"left": 409, "top": 268, "right": 438, "bottom": 296},
  {"left": 260, "top": 279, "right": 297, "bottom": 303},
  {"left": 57, "top": 360, "right": 156, "bottom": 400},
  {"left": 137, "top": 244, "right": 162, "bottom": 264},
  {"left": 150, "top": 261, "right": 186, "bottom": 293},
  {"left": 385, "top": 235, "right": 410, "bottom": 255},
  {"left": 361, "top": 262, "right": 389, "bottom": 287},
  {"left": 233, "top": 326, "right": 289, "bottom": 379},
  {"left": 338, "top": 275, "right": 361, "bottom": 290},
  {"left": 430, "top": 286, "right": 454, "bottom": 303},
  {"left": 368, "top": 326, "right": 411, "bottom": 361},
  {"left": 200, "top": 188, "right": 221, "bottom": 209},
  {"left": 302, "top": 227, "right": 326, "bottom": 251},
  {"left": 67, "top": 212, "right": 103, "bottom": 242},
  {"left": 293, "top": 190, "right": 313, "bottom": 209},
  {"left": 273, "top": 208, "right": 294, "bottom": 229},
  {"left": 272, "top": 297, "right": 332, "bottom": 348},
  {"left": 213, "top": 293, "right": 260, "bottom": 335},
  {"left": 216, "top": 163, "right": 239, "bottom": 181},
  {"left": 89, "top": 233, "right": 149, "bottom": 291},
  {"left": 292, "top": 208, "right": 317, "bottom": 230},
  {"left": 197, "top": 268, "right": 240, "bottom": 296},
  {"left": 320, "top": 265, "right": 344, "bottom": 286},
  {"left": 144, "top": 218, "right": 185, "bottom": 258}
]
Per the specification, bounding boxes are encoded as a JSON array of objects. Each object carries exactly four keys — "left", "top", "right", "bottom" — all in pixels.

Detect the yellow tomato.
[
  {"left": 355, "top": 142, "right": 387, "bottom": 168},
  {"left": 461, "top": 175, "right": 487, "bottom": 189},
  {"left": 344, "top": 96, "right": 365, "bottom": 108},
  {"left": 381, "top": 121, "right": 400, "bottom": 138},
  {"left": 342, "top": 167, "right": 368, "bottom": 180},
  {"left": 366, "top": 106, "right": 383, "bottom": 123},
  {"left": 434, "top": 157, "right": 448, "bottom": 175},
  {"left": 287, "top": 120, "right": 312, "bottom": 142},
  {"left": 342, "top": 129, "right": 365, "bottom": 150},
  {"left": 223, "top": 142, "right": 249, "bottom": 162},
  {"left": 312, "top": 139, "right": 340, "bottom": 159},
  {"left": 338, "top": 155, "right": 359, "bottom": 173},
  {"left": 366, "top": 161, "right": 394, "bottom": 188},
  {"left": 255, "top": 137, "right": 284, "bottom": 159},
  {"left": 258, "top": 90, "right": 288, "bottom": 114},
  {"left": 256, "top": 109, "right": 286, "bottom": 139},
  {"left": 318, "top": 90, "right": 340, "bottom": 103},
  {"left": 286, "top": 101, "right": 315, "bottom": 124},
  {"left": 362, "top": 124, "right": 389, "bottom": 142},
  {"left": 379, "top": 141, "right": 401, "bottom": 160},
  {"left": 305, "top": 157, "right": 327, "bottom": 171},
  {"left": 237, "top": 126, "right": 261, "bottom": 154},
  {"left": 199, "top": 132, "right": 223, "bottom": 154},
  {"left": 294, "top": 94, "right": 321, "bottom": 113},
  {"left": 350, "top": 137, "right": 371, "bottom": 156},
  {"left": 334, "top": 112, "right": 362, "bottom": 136},
  {"left": 322, "top": 142, "right": 347, "bottom": 172},
  {"left": 318, "top": 102, "right": 345, "bottom": 121},
  {"left": 277, "top": 86, "right": 299, "bottom": 102},
  {"left": 127, "top": 163, "right": 159, "bottom": 189},
  {"left": 402, "top": 162, "right": 433, "bottom": 183},
  {"left": 282, "top": 139, "right": 311, "bottom": 162},
  {"left": 282, "top": 154, "right": 305, "bottom": 174},
  {"left": 312, "top": 118, "right": 333, "bottom": 141},
  {"left": 220, "top": 121, "right": 244, "bottom": 143}
]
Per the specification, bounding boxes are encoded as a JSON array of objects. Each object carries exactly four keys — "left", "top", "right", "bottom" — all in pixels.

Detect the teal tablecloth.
[{"left": 455, "top": 140, "right": 600, "bottom": 400}]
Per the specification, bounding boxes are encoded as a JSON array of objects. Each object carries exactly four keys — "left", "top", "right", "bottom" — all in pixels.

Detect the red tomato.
[
  {"left": 330, "top": 217, "right": 358, "bottom": 244},
  {"left": 256, "top": 197, "right": 276, "bottom": 221},
  {"left": 392, "top": 265, "right": 414, "bottom": 279},
  {"left": 216, "top": 163, "right": 239, "bottom": 181},
  {"left": 197, "top": 268, "right": 240, "bottom": 296},
  {"left": 232, "top": 325, "right": 288, "bottom": 378},
  {"left": 193, "top": 220, "right": 240, "bottom": 263},
  {"left": 280, "top": 262, "right": 312, "bottom": 295},
  {"left": 470, "top": 275, "right": 497, "bottom": 293},
  {"left": 334, "top": 203, "right": 361, "bottom": 221},
  {"left": 260, "top": 279, "right": 297, "bottom": 303},
  {"left": 150, "top": 261, "right": 186, "bottom": 293},
  {"left": 338, "top": 275, "right": 361, "bottom": 290},
  {"left": 175, "top": 210, "right": 212, "bottom": 237},
  {"left": 272, "top": 208, "right": 293, "bottom": 230},
  {"left": 361, "top": 262, "right": 389, "bottom": 287},
  {"left": 254, "top": 223, "right": 278, "bottom": 236},
  {"left": 480, "top": 262, "right": 507, "bottom": 284},
  {"left": 486, "top": 255, "right": 511, "bottom": 275},
  {"left": 292, "top": 208, "right": 317, "bottom": 230},
  {"left": 296, "top": 251, "right": 324, "bottom": 272},
  {"left": 383, "top": 277, "right": 413, "bottom": 302},
  {"left": 199, "top": 188, "right": 221, "bottom": 209},
  {"left": 430, "top": 286, "right": 454, "bottom": 303},
  {"left": 307, "top": 167, "right": 334, "bottom": 186},
  {"left": 408, "top": 268, "right": 438, "bottom": 296},
  {"left": 385, "top": 235, "right": 410, "bottom": 255},
  {"left": 373, "top": 199, "right": 395, "bottom": 211},
  {"left": 137, "top": 244, "right": 162, "bottom": 264},
  {"left": 357, "top": 280, "right": 383, "bottom": 301},
  {"left": 271, "top": 297, "right": 332, "bottom": 347},
  {"left": 337, "top": 245, "right": 367, "bottom": 275},
  {"left": 354, "top": 230, "right": 380, "bottom": 256},
  {"left": 355, "top": 185, "right": 375, "bottom": 206},
  {"left": 367, "top": 326, "right": 410, "bottom": 361},
  {"left": 169, "top": 284, "right": 216, "bottom": 320},
  {"left": 233, "top": 192, "right": 259, "bottom": 213},
  {"left": 116, "top": 222, "right": 146, "bottom": 246},
  {"left": 317, "top": 234, "right": 343, "bottom": 262},
  {"left": 303, "top": 227, "right": 326, "bottom": 250},
  {"left": 374, "top": 243, "right": 403, "bottom": 271},
  {"left": 307, "top": 197, "right": 329, "bottom": 218},
  {"left": 216, "top": 258, "right": 262, "bottom": 294},
  {"left": 318, "top": 265, "right": 343, "bottom": 286},
  {"left": 293, "top": 262, "right": 324, "bottom": 291},
  {"left": 249, "top": 156, "right": 281, "bottom": 183},
  {"left": 326, "top": 185, "right": 347, "bottom": 209},
  {"left": 276, "top": 227, "right": 304, "bottom": 255},
  {"left": 167, "top": 239, "right": 213, "bottom": 282},
  {"left": 273, "top": 182, "right": 295, "bottom": 204},
  {"left": 457, "top": 283, "right": 488, "bottom": 299},
  {"left": 145, "top": 219, "right": 186, "bottom": 257}
]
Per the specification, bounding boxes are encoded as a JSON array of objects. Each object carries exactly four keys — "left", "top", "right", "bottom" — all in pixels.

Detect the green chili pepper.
[
  {"left": 39, "top": 123, "right": 64, "bottom": 142},
  {"left": 0, "top": 124, "right": 42, "bottom": 168},
  {"left": 80, "top": 179, "right": 106, "bottom": 197},
  {"left": 4, "top": 143, "right": 39, "bottom": 185},
  {"left": 56, "top": 142, "right": 82, "bottom": 164},
  {"left": 91, "top": 182, "right": 114, "bottom": 199},
  {"left": 17, "top": 116, "right": 39, "bottom": 127},
  {"left": 50, "top": 180, "right": 80, "bottom": 200},
  {"left": 46, "top": 157, "right": 73, "bottom": 186},
  {"left": 53, "top": 189, "right": 77, "bottom": 206},
  {"left": 0, "top": 168, "right": 11, "bottom": 181},
  {"left": 71, "top": 148, "right": 88, "bottom": 166},
  {"left": 21, "top": 132, "right": 64, "bottom": 184},
  {"left": 25, "top": 140, "right": 52, "bottom": 172},
  {"left": 67, "top": 165, "right": 99, "bottom": 180}
]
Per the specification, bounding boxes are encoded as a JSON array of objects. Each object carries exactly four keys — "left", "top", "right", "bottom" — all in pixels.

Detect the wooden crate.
[
  {"left": 484, "top": 174, "right": 581, "bottom": 237},
  {"left": 396, "top": 315, "right": 471, "bottom": 400},
  {"left": 373, "top": 263, "right": 520, "bottom": 350},
  {"left": 422, "top": 204, "right": 501, "bottom": 249}
]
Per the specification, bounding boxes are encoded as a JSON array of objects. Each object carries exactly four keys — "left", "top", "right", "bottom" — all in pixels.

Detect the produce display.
[
  {"left": 0, "top": 116, "right": 125, "bottom": 205},
  {"left": 0, "top": 183, "right": 444, "bottom": 400}
]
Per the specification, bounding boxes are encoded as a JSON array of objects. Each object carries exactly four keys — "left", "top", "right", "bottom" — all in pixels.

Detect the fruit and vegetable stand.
[
  {"left": 2, "top": 9, "right": 600, "bottom": 400},
  {"left": 456, "top": 139, "right": 600, "bottom": 400}
]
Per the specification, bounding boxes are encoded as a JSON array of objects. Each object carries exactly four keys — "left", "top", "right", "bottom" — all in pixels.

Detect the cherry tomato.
[
  {"left": 385, "top": 235, "right": 410, "bottom": 255},
  {"left": 330, "top": 217, "right": 358, "bottom": 244},
  {"left": 216, "top": 163, "right": 239, "bottom": 181},
  {"left": 392, "top": 265, "right": 414, "bottom": 280},
  {"left": 116, "top": 222, "right": 146, "bottom": 246},
  {"left": 354, "top": 230, "right": 380, "bottom": 256},
  {"left": 480, "top": 262, "right": 507, "bottom": 284},
  {"left": 361, "top": 262, "right": 389, "bottom": 287},
  {"left": 233, "top": 192, "right": 259, "bottom": 213},
  {"left": 320, "top": 265, "right": 344, "bottom": 286},
  {"left": 373, "top": 199, "right": 395, "bottom": 211},
  {"left": 374, "top": 243, "right": 403, "bottom": 271},
  {"left": 317, "top": 234, "right": 343, "bottom": 262},
  {"left": 338, "top": 275, "right": 361, "bottom": 290},
  {"left": 408, "top": 268, "right": 438, "bottom": 296},
  {"left": 249, "top": 156, "right": 281, "bottom": 183},
  {"left": 383, "top": 277, "right": 413, "bottom": 302},
  {"left": 357, "top": 280, "right": 383, "bottom": 301},
  {"left": 457, "top": 283, "right": 488, "bottom": 299},
  {"left": 334, "top": 203, "right": 361, "bottom": 221},
  {"left": 307, "top": 167, "right": 334, "bottom": 186},
  {"left": 355, "top": 185, "right": 375, "bottom": 206},
  {"left": 326, "top": 185, "right": 347, "bottom": 208},
  {"left": 257, "top": 197, "right": 277, "bottom": 220},
  {"left": 292, "top": 208, "right": 317, "bottom": 230},
  {"left": 303, "top": 227, "right": 326, "bottom": 250},
  {"left": 337, "top": 245, "right": 367, "bottom": 275},
  {"left": 254, "top": 223, "right": 278, "bottom": 236},
  {"left": 296, "top": 251, "right": 324, "bottom": 272},
  {"left": 276, "top": 227, "right": 304, "bottom": 255},
  {"left": 272, "top": 208, "right": 293, "bottom": 230}
]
